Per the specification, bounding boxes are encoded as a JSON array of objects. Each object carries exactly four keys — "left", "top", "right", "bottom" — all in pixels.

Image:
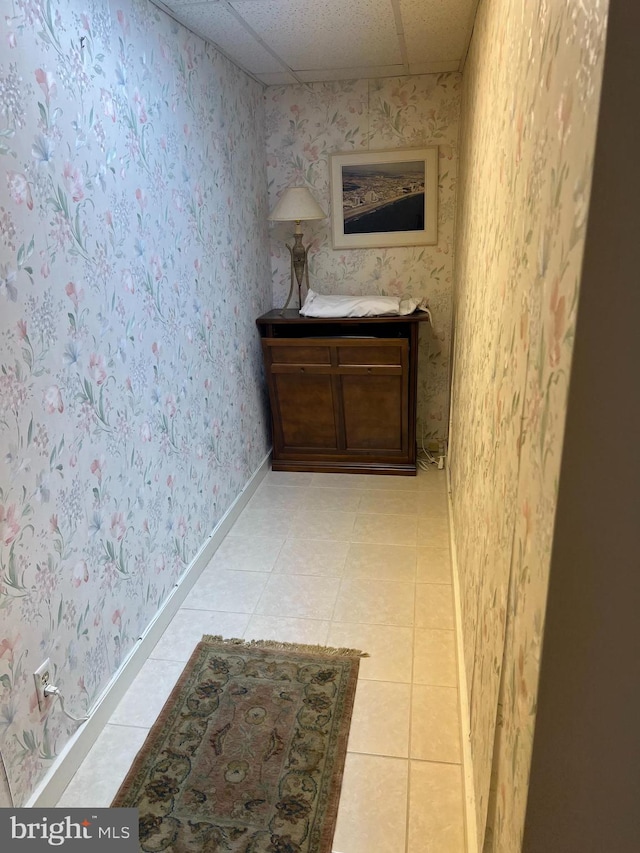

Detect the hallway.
[{"left": 56, "top": 466, "right": 465, "bottom": 852}]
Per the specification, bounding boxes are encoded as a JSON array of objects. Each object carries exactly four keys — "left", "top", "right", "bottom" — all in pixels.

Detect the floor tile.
[
  {"left": 150, "top": 609, "right": 250, "bottom": 661},
  {"left": 358, "top": 474, "right": 419, "bottom": 491},
  {"left": 352, "top": 513, "right": 418, "bottom": 545},
  {"left": 410, "top": 685, "right": 462, "bottom": 763},
  {"left": 332, "top": 579, "right": 415, "bottom": 626},
  {"left": 243, "top": 615, "right": 330, "bottom": 646},
  {"left": 229, "top": 507, "right": 293, "bottom": 538},
  {"left": 333, "top": 753, "right": 408, "bottom": 853},
  {"left": 357, "top": 489, "right": 423, "bottom": 515},
  {"left": 300, "top": 487, "right": 363, "bottom": 512},
  {"left": 288, "top": 510, "right": 356, "bottom": 540},
  {"left": 408, "top": 761, "right": 465, "bottom": 852},
  {"left": 417, "top": 547, "right": 452, "bottom": 584},
  {"left": 273, "top": 538, "right": 349, "bottom": 576},
  {"left": 56, "top": 724, "right": 149, "bottom": 807},
  {"left": 327, "top": 622, "right": 414, "bottom": 682},
  {"left": 413, "top": 628, "right": 457, "bottom": 687},
  {"left": 417, "top": 488, "right": 449, "bottom": 515},
  {"left": 416, "top": 469, "right": 448, "bottom": 491},
  {"left": 343, "top": 542, "right": 417, "bottom": 582},
  {"left": 109, "top": 658, "right": 186, "bottom": 728},
  {"left": 415, "top": 583, "right": 455, "bottom": 629},
  {"left": 265, "top": 470, "right": 313, "bottom": 486},
  {"left": 209, "top": 535, "right": 284, "bottom": 572},
  {"left": 182, "top": 569, "right": 269, "bottom": 613},
  {"left": 347, "top": 680, "right": 411, "bottom": 758},
  {"left": 310, "top": 473, "right": 371, "bottom": 489},
  {"left": 416, "top": 515, "right": 450, "bottom": 548},
  {"left": 246, "top": 484, "right": 310, "bottom": 511},
  {"left": 254, "top": 574, "right": 341, "bottom": 619}
]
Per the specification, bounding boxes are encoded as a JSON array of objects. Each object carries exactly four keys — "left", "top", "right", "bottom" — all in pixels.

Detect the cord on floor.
[{"left": 418, "top": 424, "right": 446, "bottom": 469}]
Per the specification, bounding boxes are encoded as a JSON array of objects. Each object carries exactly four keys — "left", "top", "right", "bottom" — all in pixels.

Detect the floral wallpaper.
[
  {"left": 0, "top": 0, "right": 272, "bottom": 806},
  {"left": 449, "top": 0, "right": 608, "bottom": 849},
  {"left": 264, "top": 75, "right": 461, "bottom": 444}
]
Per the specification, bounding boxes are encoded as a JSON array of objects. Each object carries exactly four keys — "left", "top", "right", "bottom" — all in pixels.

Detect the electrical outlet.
[{"left": 34, "top": 659, "right": 52, "bottom": 711}]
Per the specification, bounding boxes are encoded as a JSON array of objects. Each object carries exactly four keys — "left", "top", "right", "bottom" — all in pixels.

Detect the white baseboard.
[
  {"left": 446, "top": 464, "right": 479, "bottom": 853},
  {"left": 24, "top": 452, "right": 271, "bottom": 808}
]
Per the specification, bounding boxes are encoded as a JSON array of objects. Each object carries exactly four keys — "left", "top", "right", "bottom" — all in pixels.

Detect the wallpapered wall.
[
  {"left": 450, "top": 0, "right": 608, "bottom": 849},
  {"left": 264, "top": 75, "right": 460, "bottom": 442},
  {"left": 0, "top": 0, "right": 272, "bottom": 806}
]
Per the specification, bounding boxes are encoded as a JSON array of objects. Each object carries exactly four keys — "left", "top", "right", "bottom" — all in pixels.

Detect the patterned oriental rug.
[{"left": 112, "top": 635, "right": 365, "bottom": 853}]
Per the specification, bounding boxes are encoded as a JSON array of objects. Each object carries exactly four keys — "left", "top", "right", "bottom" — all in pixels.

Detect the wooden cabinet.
[{"left": 256, "top": 310, "right": 429, "bottom": 475}]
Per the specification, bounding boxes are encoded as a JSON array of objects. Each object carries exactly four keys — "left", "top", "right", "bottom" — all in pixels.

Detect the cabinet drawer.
[
  {"left": 337, "top": 342, "right": 405, "bottom": 366},
  {"left": 267, "top": 343, "right": 331, "bottom": 364}
]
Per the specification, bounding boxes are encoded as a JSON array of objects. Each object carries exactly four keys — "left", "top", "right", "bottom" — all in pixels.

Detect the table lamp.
[{"left": 269, "top": 186, "right": 326, "bottom": 310}]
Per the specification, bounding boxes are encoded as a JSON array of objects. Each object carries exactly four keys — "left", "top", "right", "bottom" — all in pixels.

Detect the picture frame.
[{"left": 329, "top": 147, "right": 438, "bottom": 249}]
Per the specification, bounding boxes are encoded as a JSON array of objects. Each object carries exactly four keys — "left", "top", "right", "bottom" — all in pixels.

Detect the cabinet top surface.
[{"left": 256, "top": 309, "right": 429, "bottom": 326}]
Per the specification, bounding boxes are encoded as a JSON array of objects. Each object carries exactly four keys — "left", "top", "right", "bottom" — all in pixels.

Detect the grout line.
[
  {"left": 345, "top": 746, "right": 463, "bottom": 769},
  {"left": 318, "top": 617, "right": 331, "bottom": 647},
  {"left": 327, "top": 573, "right": 346, "bottom": 623},
  {"left": 270, "top": 533, "right": 287, "bottom": 572},
  {"left": 345, "top": 748, "right": 411, "bottom": 762},
  {"left": 345, "top": 749, "right": 414, "bottom": 763},
  {"left": 405, "top": 544, "right": 419, "bottom": 853},
  {"left": 407, "top": 756, "right": 465, "bottom": 768},
  {"left": 171, "top": 608, "right": 420, "bottom": 630},
  {"left": 336, "top": 544, "right": 350, "bottom": 584}
]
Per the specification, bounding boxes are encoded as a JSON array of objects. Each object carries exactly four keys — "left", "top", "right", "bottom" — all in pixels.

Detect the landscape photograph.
[
  {"left": 341, "top": 160, "right": 426, "bottom": 234},
  {"left": 330, "top": 147, "right": 438, "bottom": 248}
]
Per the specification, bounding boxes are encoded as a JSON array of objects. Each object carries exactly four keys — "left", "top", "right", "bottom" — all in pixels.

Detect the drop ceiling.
[{"left": 153, "top": 0, "right": 480, "bottom": 85}]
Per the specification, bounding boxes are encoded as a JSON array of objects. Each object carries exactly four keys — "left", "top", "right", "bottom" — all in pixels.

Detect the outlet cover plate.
[{"left": 34, "top": 659, "right": 52, "bottom": 711}]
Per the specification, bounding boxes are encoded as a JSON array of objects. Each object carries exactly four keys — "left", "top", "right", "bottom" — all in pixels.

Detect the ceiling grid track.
[
  {"left": 221, "top": 0, "right": 304, "bottom": 84},
  {"left": 390, "top": 0, "right": 410, "bottom": 74}
]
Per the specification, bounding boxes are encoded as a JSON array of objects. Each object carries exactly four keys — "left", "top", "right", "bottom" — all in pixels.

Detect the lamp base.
[{"left": 281, "top": 231, "right": 310, "bottom": 312}]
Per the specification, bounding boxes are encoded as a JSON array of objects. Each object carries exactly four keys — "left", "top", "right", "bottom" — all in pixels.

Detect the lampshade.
[{"left": 269, "top": 186, "right": 326, "bottom": 222}]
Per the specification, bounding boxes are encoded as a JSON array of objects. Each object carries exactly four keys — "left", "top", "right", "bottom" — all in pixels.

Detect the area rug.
[{"left": 112, "top": 635, "right": 365, "bottom": 852}]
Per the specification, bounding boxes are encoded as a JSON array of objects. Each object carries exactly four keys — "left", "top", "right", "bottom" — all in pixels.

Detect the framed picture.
[{"left": 329, "top": 147, "right": 438, "bottom": 249}]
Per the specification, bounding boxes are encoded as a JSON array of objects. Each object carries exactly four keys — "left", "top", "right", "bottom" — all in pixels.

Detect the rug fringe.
[{"left": 201, "top": 634, "right": 369, "bottom": 658}]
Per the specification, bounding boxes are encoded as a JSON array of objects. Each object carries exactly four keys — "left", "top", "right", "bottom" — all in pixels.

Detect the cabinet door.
[
  {"left": 273, "top": 373, "right": 339, "bottom": 451},
  {"left": 337, "top": 341, "right": 408, "bottom": 455},
  {"left": 262, "top": 341, "right": 340, "bottom": 453}
]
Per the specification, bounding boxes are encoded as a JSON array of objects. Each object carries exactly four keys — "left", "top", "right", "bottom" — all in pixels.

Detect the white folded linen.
[{"left": 300, "top": 288, "right": 428, "bottom": 318}]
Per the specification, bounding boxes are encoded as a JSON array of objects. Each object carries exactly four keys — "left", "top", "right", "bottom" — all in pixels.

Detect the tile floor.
[{"left": 56, "top": 466, "right": 466, "bottom": 852}]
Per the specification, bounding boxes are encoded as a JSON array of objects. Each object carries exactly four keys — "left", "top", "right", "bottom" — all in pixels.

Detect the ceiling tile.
[
  {"left": 162, "top": 2, "right": 287, "bottom": 73},
  {"left": 229, "top": 0, "right": 402, "bottom": 70},
  {"left": 399, "top": 0, "right": 477, "bottom": 64}
]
